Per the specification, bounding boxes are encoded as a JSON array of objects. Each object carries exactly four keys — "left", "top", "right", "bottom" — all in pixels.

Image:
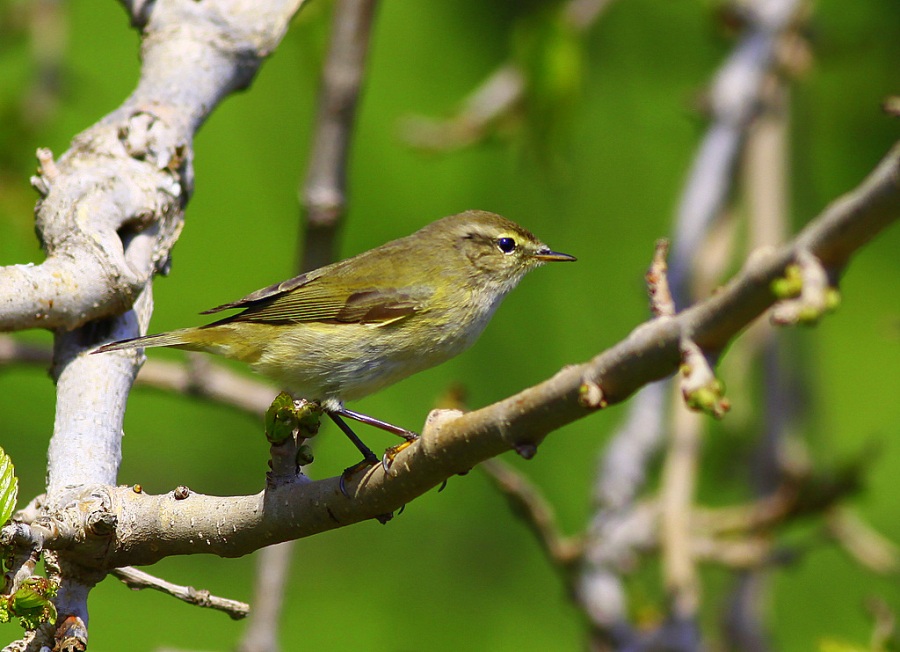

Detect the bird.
[{"left": 94, "top": 210, "right": 575, "bottom": 476}]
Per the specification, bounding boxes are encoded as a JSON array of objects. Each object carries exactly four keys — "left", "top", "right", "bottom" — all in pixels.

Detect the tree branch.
[
  {"left": 0, "top": 1, "right": 307, "bottom": 646},
  {"left": 400, "top": 0, "right": 615, "bottom": 152},
  {"left": 112, "top": 566, "right": 250, "bottom": 619},
  {"left": 27, "top": 141, "right": 896, "bottom": 569},
  {"left": 480, "top": 459, "right": 582, "bottom": 568},
  {"left": 669, "top": 0, "right": 804, "bottom": 304},
  {"left": 298, "top": 0, "right": 379, "bottom": 272}
]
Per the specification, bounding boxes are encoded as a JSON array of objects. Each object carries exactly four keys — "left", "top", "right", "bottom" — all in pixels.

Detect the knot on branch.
[{"left": 119, "top": 110, "right": 188, "bottom": 179}]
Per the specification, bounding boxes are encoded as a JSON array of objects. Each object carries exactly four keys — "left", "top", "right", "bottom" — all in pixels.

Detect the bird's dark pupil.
[{"left": 497, "top": 237, "right": 516, "bottom": 253}]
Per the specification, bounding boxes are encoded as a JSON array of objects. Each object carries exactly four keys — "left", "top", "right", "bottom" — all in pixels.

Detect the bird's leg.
[
  {"left": 335, "top": 407, "right": 418, "bottom": 439},
  {"left": 334, "top": 407, "right": 419, "bottom": 471},
  {"left": 328, "top": 412, "right": 380, "bottom": 497},
  {"left": 327, "top": 411, "right": 380, "bottom": 462}
]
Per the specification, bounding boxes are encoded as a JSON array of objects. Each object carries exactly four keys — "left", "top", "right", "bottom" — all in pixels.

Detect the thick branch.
[
  {"left": 0, "top": 0, "right": 305, "bottom": 334},
  {"left": 32, "top": 0, "right": 306, "bottom": 497},
  {"left": 0, "top": 2, "right": 307, "bottom": 645}
]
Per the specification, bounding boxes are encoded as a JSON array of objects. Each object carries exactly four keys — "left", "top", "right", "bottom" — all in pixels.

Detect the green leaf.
[
  {"left": 0, "top": 446, "right": 18, "bottom": 526},
  {"left": 4, "top": 578, "right": 59, "bottom": 630}
]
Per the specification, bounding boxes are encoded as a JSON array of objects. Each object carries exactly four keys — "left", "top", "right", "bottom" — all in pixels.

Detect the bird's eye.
[{"left": 497, "top": 237, "right": 516, "bottom": 254}]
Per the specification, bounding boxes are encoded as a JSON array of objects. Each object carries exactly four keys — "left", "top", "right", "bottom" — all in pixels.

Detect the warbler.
[{"left": 95, "top": 210, "right": 575, "bottom": 470}]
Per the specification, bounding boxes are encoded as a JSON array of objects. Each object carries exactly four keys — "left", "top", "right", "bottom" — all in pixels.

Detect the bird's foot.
[
  {"left": 339, "top": 451, "right": 379, "bottom": 498},
  {"left": 381, "top": 433, "right": 419, "bottom": 472}
]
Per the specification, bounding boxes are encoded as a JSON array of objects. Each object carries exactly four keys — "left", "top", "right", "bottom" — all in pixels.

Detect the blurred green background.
[{"left": 1, "top": 0, "right": 898, "bottom": 649}]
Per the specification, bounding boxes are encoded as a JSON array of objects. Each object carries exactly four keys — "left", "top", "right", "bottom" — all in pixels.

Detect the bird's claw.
[
  {"left": 339, "top": 454, "right": 379, "bottom": 498},
  {"left": 381, "top": 435, "right": 419, "bottom": 472},
  {"left": 339, "top": 434, "right": 419, "bottom": 497}
]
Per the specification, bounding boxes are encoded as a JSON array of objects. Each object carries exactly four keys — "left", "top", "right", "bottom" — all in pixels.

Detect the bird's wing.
[
  {"left": 200, "top": 271, "right": 322, "bottom": 314},
  {"left": 202, "top": 271, "right": 431, "bottom": 326}
]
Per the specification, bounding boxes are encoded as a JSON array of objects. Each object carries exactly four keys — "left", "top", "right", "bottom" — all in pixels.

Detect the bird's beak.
[{"left": 534, "top": 248, "right": 576, "bottom": 263}]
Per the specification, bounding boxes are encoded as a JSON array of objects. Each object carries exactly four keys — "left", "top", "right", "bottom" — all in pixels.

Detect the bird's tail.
[{"left": 92, "top": 328, "right": 208, "bottom": 355}]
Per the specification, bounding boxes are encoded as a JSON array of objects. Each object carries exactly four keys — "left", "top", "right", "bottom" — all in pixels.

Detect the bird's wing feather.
[
  {"left": 200, "top": 271, "right": 321, "bottom": 314},
  {"left": 204, "top": 271, "right": 432, "bottom": 326}
]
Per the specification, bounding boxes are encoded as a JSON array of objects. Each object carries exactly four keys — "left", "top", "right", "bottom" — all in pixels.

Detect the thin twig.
[
  {"left": 298, "top": 0, "right": 379, "bottom": 272},
  {"left": 112, "top": 566, "right": 249, "bottom": 619},
  {"left": 659, "top": 396, "right": 704, "bottom": 619},
  {"left": 400, "top": 0, "right": 616, "bottom": 152},
  {"left": 646, "top": 239, "right": 675, "bottom": 318},
  {"left": 480, "top": 459, "right": 582, "bottom": 568},
  {"left": 236, "top": 541, "right": 294, "bottom": 652},
  {"left": 826, "top": 507, "right": 899, "bottom": 575}
]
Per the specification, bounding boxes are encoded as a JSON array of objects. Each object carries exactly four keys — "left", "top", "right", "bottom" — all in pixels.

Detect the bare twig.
[
  {"left": 646, "top": 239, "right": 675, "bottom": 318},
  {"left": 236, "top": 541, "right": 294, "bottom": 652},
  {"left": 112, "top": 566, "right": 249, "bottom": 619},
  {"left": 299, "top": 0, "right": 379, "bottom": 272},
  {"left": 401, "top": 64, "right": 526, "bottom": 152},
  {"left": 592, "top": 383, "right": 667, "bottom": 514},
  {"left": 400, "top": 0, "right": 616, "bottom": 152},
  {"left": 883, "top": 96, "right": 900, "bottom": 118},
  {"left": 660, "top": 398, "right": 704, "bottom": 619},
  {"left": 827, "top": 507, "right": 899, "bottom": 575},
  {"left": 480, "top": 459, "right": 582, "bottom": 568},
  {"left": 134, "top": 355, "right": 276, "bottom": 414},
  {"left": 867, "top": 596, "right": 897, "bottom": 651}
]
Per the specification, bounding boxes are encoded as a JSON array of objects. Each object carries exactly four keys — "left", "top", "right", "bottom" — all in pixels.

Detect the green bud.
[
  {"left": 684, "top": 381, "right": 730, "bottom": 419},
  {"left": 771, "top": 265, "right": 803, "bottom": 299},
  {"left": 296, "top": 445, "right": 315, "bottom": 466},
  {"left": 265, "top": 392, "right": 300, "bottom": 444},
  {"left": 797, "top": 306, "right": 823, "bottom": 325},
  {"left": 294, "top": 402, "right": 323, "bottom": 438}
]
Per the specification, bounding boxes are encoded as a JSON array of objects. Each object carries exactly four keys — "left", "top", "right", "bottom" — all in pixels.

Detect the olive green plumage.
[{"left": 95, "top": 210, "right": 575, "bottom": 410}]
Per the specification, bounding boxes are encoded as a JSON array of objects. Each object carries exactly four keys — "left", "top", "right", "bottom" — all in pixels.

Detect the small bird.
[{"left": 95, "top": 210, "right": 575, "bottom": 473}]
